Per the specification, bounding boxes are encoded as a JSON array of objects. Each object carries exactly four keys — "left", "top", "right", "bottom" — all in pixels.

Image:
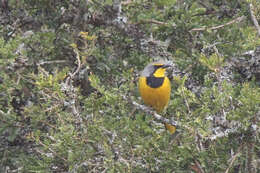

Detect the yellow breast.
[{"left": 138, "top": 76, "right": 171, "bottom": 112}]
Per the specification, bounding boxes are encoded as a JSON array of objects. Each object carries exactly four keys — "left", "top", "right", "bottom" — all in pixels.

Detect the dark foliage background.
[{"left": 0, "top": 0, "right": 259, "bottom": 172}]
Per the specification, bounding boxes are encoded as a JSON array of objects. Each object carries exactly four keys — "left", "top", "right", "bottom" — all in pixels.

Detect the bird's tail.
[{"left": 164, "top": 123, "right": 176, "bottom": 134}]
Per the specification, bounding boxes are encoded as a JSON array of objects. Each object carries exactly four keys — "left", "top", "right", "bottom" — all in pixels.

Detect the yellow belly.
[
  {"left": 138, "top": 76, "right": 175, "bottom": 134},
  {"left": 138, "top": 77, "right": 171, "bottom": 112}
]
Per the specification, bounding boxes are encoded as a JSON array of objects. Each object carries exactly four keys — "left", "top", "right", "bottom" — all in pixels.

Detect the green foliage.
[
  {"left": 0, "top": 0, "right": 260, "bottom": 172},
  {"left": 199, "top": 53, "right": 224, "bottom": 72},
  {"left": 0, "top": 37, "right": 22, "bottom": 59}
]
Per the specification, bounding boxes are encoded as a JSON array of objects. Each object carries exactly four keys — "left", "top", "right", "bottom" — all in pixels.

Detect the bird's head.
[{"left": 141, "top": 61, "right": 172, "bottom": 78}]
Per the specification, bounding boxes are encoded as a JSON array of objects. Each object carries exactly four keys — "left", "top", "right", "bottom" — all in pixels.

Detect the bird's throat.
[{"left": 146, "top": 77, "right": 165, "bottom": 88}]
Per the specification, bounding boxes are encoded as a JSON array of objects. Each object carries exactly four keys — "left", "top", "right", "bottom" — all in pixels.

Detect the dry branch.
[
  {"left": 37, "top": 60, "right": 68, "bottom": 66},
  {"left": 190, "top": 16, "right": 246, "bottom": 32},
  {"left": 249, "top": 3, "right": 260, "bottom": 37},
  {"left": 136, "top": 19, "right": 174, "bottom": 26},
  {"left": 225, "top": 143, "right": 244, "bottom": 173},
  {"left": 122, "top": 94, "right": 178, "bottom": 127}
]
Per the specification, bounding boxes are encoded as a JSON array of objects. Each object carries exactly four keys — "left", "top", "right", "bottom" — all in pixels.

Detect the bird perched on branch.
[{"left": 138, "top": 61, "right": 176, "bottom": 134}]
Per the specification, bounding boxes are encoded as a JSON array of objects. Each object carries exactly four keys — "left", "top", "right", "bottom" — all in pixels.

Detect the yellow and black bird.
[{"left": 138, "top": 61, "right": 176, "bottom": 134}]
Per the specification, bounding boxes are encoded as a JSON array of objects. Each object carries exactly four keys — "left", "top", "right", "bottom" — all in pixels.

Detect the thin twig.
[
  {"left": 209, "top": 127, "right": 238, "bottom": 140},
  {"left": 190, "top": 16, "right": 246, "bottom": 32},
  {"left": 249, "top": 3, "right": 260, "bottom": 37},
  {"left": 122, "top": 94, "right": 178, "bottom": 127},
  {"left": 37, "top": 60, "right": 68, "bottom": 66},
  {"left": 247, "top": 142, "right": 254, "bottom": 173},
  {"left": 31, "top": 134, "right": 67, "bottom": 162},
  {"left": 121, "top": 0, "right": 132, "bottom": 5},
  {"left": 136, "top": 19, "right": 176, "bottom": 27},
  {"left": 62, "top": 49, "right": 81, "bottom": 119},
  {"left": 201, "top": 42, "right": 222, "bottom": 53},
  {"left": 65, "top": 49, "right": 81, "bottom": 85},
  {"left": 70, "top": 50, "right": 81, "bottom": 79},
  {"left": 194, "top": 160, "right": 205, "bottom": 173},
  {"left": 181, "top": 86, "right": 191, "bottom": 114},
  {"left": 132, "top": 100, "right": 178, "bottom": 126},
  {"left": 225, "top": 143, "right": 244, "bottom": 173},
  {"left": 0, "top": 119, "right": 24, "bottom": 128}
]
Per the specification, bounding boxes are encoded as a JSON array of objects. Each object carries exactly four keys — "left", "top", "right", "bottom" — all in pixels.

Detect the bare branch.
[
  {"left": 31, "top": 134, "right": 67, "bottom": 162},
  {"left": 249, "top": 3, "right": 260, "bottom": 37},
  {"left": 136, "top": 19, "right": 175, "bottom": 27},
  {"left": 225, "top": 143, "right": 244, "bottom": 173},
  {"left": 37, "top": 60, "right": 68, "bottom": 66},
  {"left": 63, "top": 49, "right": 81, "bottom": 118},
  {"left": 194, "top": 160, "right": 205, "bottom": 173},
  {"left": 247, "top": 142, "right": 255, "bottom": 173},
  {"left": 181, "top": 86, "right": 191, "bottom": 114},
  {"left": 122, "top": 94, "right": 178, "bottom": 127},
  {"left": 121, "top": 0, "right": 132, "bottom": 5},
  {"left": 70, "top": 49, "right": 81, "bottom": 79},
  {"left": 65, "top": 49, "right": 81, "bottom": 85},
  {"left": 190, "top": 16, "right": 246, "bottom": 32}
]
